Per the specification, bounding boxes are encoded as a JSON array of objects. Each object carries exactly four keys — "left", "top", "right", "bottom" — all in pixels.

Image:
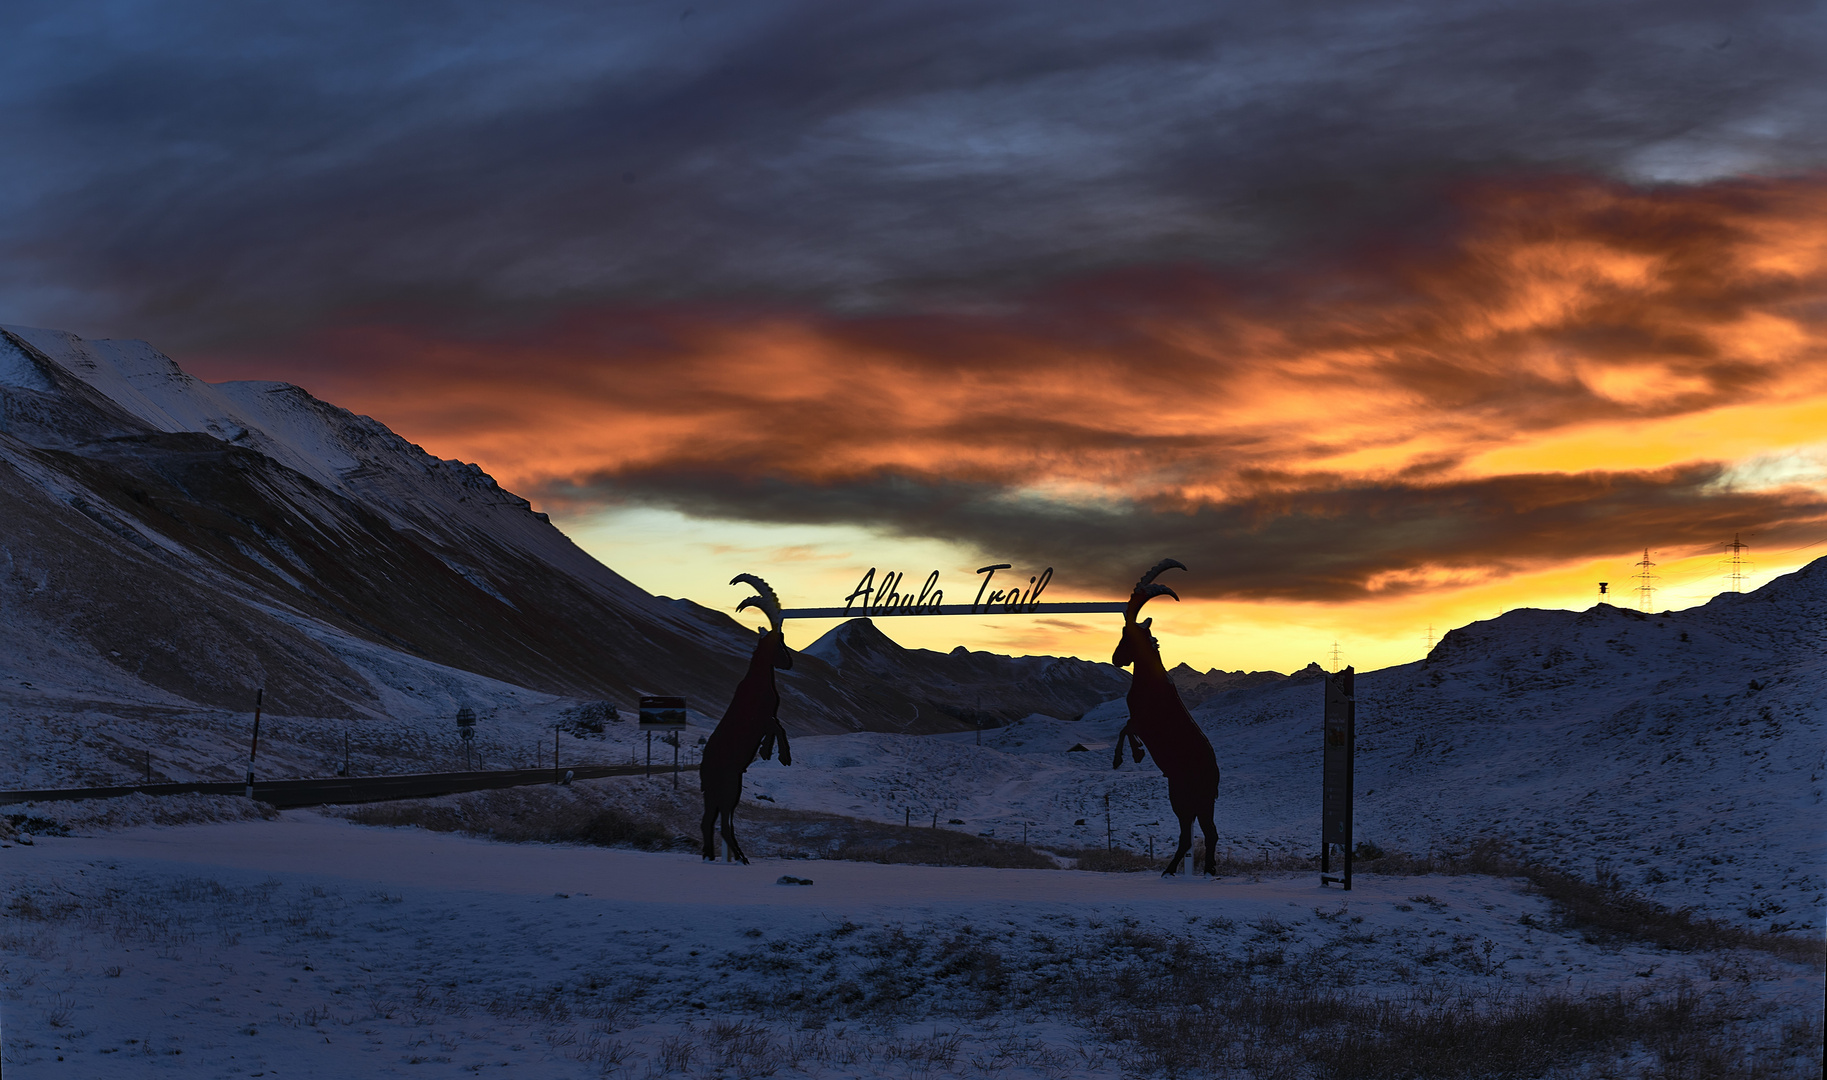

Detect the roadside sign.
[{"left": 639, "top": 696, "right": 688, "bottom": 730}]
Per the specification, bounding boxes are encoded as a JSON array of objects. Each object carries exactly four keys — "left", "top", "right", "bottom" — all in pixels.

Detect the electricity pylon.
[
  {"left": 1634, "top": 548, "right": 1658, "bottom": 613},
  {"left": 1723, "top": 533, "right": 1750, "bottom": 593}
]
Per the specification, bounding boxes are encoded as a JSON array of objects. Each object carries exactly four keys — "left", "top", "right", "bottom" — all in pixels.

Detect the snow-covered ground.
[
  {"left": 14, "top": 565, "right": 1821, "bottom": 932},
  {"left": 4, "top": 809, "right": 1820, "bottom": 1079}
]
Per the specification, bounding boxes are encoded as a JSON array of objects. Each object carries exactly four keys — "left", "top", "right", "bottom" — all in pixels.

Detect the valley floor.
[{"left": 2, "top": 812, "right": 1821, "bottom": 1079}]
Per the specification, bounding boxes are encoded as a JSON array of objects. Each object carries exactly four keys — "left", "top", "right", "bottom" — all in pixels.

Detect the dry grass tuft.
[
  {"left": 1356, "top": 840, "right": 1825, "bottom": 966},
  {"left": 339, "top": 786, "right": 1819, "bottom": 969},
  {"left": 336, "top": 785, "right": 687, "bottom": 851},
  {"left": 4, "top": 794, "right": 278, "bottom": 837},
  {"left": 700, "top": 914, "right": 1821, "bottom": 1079},
  {"left": 1053, "top": 845, "right": 1159, "bottom": 873},
  {"left": 739, "top": 804, "right": 1058, "bottom": 869},
  {"left": 1057, "top": 843, "right": 1318, "bottom": 875},
  {"left": 334, "top": 784, "right": 1065, "bottom": 869},
  {"left": 1102, "top": 979, "right": 1820, "bottom": 1080}
]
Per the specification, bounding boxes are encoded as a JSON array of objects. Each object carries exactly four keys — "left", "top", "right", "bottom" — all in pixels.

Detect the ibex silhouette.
[
  {"left": 1112, "top": 559, "right": 1221, "bottom": 877},
  {"left": 699, "top": 574, "right": 794, "bottom": 864}
]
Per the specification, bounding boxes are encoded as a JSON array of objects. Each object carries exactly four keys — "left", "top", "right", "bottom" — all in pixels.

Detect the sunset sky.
[{"left": 5, "top": 1, "right": 1826, "bottom": 673}]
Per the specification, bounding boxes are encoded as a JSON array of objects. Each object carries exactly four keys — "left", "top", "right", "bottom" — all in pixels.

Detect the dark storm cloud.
[
  {"left": 545, "top": 464, "right": 1827, "bottom": 602},
  {"left": 211, "top": 167, "right": 1826, "bottom": 604},
  {"left": 237, "top": 175, "right": 1827, "bottom": 503},
  {"left": 3, "top": 0, "right": 1824, "bottom": 346},
  {"left": 9, "top": 2, "right": 1825, "bottom": 604}
]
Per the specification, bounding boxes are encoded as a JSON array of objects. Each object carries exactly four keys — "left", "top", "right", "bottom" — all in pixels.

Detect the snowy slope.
[
  {"left": 1174, "top": 563, "right": 1827, "bottom": 930},
  {"left": 2, "top": 324, "right": 658, "bottom": 611},
  {"left": 1, "top": 325, "right": 771, "bottom": 786}
]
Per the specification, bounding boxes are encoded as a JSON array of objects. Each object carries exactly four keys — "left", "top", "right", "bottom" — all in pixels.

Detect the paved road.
[{"left": 0, "top": 762, "right": 681, "bottom": 809}]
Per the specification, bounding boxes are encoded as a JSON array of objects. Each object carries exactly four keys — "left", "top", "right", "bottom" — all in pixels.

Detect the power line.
[
  {"left": 1760, "top": 533, "right": 1827, "bottom": 558},
  {"left": 1650, "top": 533, "right": 1825, "bottom": 581},
  {"left": 1651, "top": 545, "right": 1735, "bottom": 603}
]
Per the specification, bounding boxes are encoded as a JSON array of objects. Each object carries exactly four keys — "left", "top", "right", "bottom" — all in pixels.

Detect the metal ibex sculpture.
[
  {"left": 1112, "top": 559, "right": 1221, "bottom": 876},
  {"left": 699, "top": 574, "right": 794, "bottom": 864}
]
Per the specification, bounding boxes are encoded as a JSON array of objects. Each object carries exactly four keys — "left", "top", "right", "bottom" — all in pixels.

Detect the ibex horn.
[
  {"left": 1125, "top": 559, "right": 1186, "bottom": 622},
  {"left": 731, "top": 573, "right": 784, "bottom": 633}
]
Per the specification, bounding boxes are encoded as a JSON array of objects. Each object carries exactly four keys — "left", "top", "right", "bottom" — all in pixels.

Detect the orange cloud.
[{"left": 188, "top": 174, "right": 1827, "bottom": 603}]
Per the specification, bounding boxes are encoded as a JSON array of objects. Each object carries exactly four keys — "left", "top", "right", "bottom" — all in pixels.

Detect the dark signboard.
[
  {"left": 1321, "top": 667, "right": 1355, "bottom": 889},
  {"left": 638, "top": 696, "right": 688, "bottom": 730}
]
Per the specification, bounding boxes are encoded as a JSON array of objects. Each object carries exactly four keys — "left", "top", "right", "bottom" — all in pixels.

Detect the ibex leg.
[{"left": 700, "top": 804, "right": 721, "bottom": 860}]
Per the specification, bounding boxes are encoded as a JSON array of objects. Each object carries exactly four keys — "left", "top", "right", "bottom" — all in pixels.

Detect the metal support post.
[
  {"left": 1321, "top": 667, "right": 1356, "bottom": 890},
  {"left": 244, "top": 688, "right": 264, "bottom": 798}
]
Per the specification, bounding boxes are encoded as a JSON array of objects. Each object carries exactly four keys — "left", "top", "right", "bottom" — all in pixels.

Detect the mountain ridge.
[{"left": 804, "top": 616, "right": 1131, "bottom": 725}]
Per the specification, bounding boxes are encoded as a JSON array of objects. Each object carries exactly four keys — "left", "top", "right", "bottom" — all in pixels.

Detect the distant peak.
[{"left": 802, "top": 617, "right": 905, "bottom": 668}]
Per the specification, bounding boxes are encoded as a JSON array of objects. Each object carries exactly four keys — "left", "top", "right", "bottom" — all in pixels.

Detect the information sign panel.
[
  {"left": 1321, "top": 667, "right": 1355, "bottom": 889},
  {"left": 639, "top": 696, "right": 688, "bottom": 729}
]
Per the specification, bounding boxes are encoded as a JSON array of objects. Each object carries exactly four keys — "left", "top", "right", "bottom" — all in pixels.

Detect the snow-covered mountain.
[
  {"left": 2, "top": 324, "right": 706, "bottom": 713},
  {"left": 0, "top": 325, "right": 1133, "bottom": 785}
]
